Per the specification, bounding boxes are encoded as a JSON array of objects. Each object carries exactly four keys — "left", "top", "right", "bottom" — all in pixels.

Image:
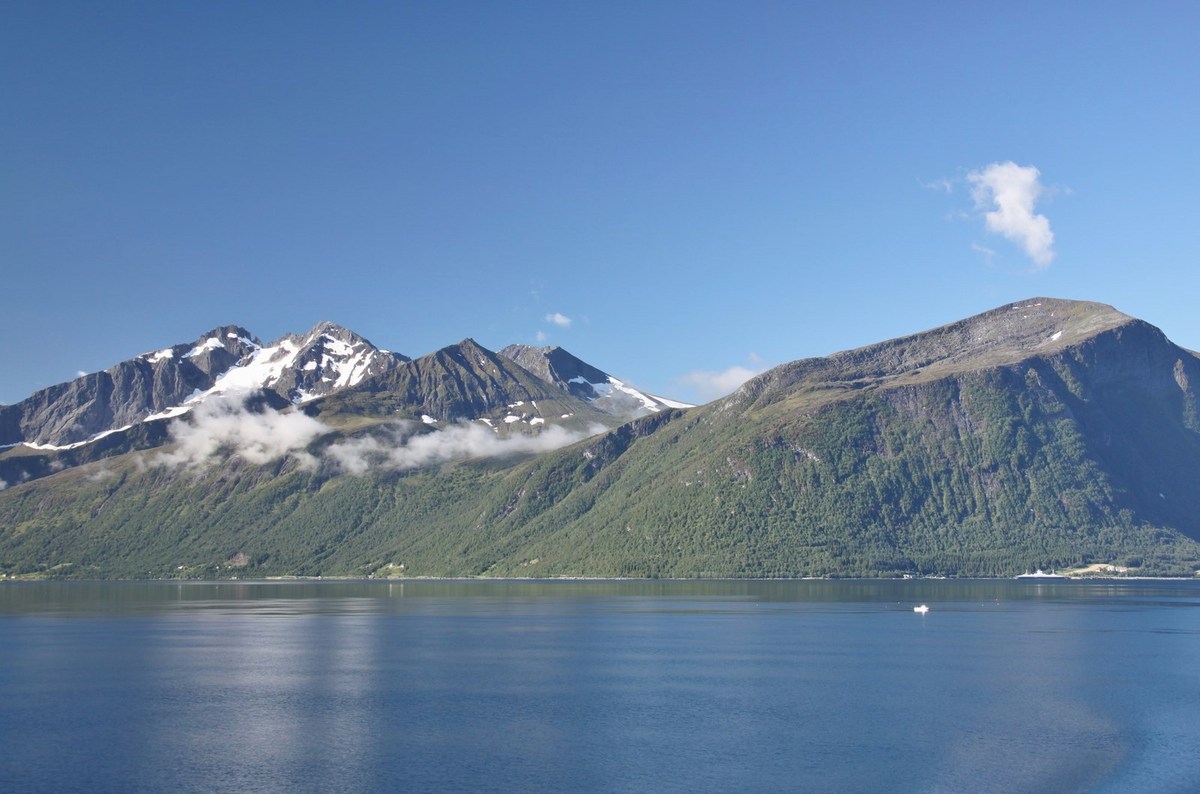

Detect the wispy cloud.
[
  {"left": 325, "top": 421, "right": 603, "bottom": 474},
  {"left": 535, "top": 330, "right": 548, "bottom": 343},
  {"left": 86, "top": 467, "right": 116, "bottom": 483},
  {"left": 545, "top": 312, "right": 572, "bottom": 328},
  {"left": 967, "top": 162, "right": 1055, "bottom": 269},
  {"left": 922, "top": 176, "right": 956, "bottom": 194},
  {"left": 971, "top": 242, "right": 998, "bottom": 261},
  {"left": 155, "top": 391, "right": 603, "bottom": 474},
  {"left": 676, "top": 357, "right": 767, "bottom": 402}
]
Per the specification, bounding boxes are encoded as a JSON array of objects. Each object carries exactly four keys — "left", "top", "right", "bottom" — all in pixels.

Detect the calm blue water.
[{"left": 2, "top": 579, "right": 1199, "bottom": 792}]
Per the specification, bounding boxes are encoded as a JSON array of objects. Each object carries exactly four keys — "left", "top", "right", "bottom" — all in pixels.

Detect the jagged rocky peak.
[
  {"left": 412, "top": 338, "right": 546, "bottom": 393},
  {"left": 499, "top": 344, "right": 611, "bottom": 400},
  {"left": 210, "top": 321, "right": 409, "bottom": 404},
  {"left": 334, "top": 337, "right": 565, "bottom": 423},
  {"left": 138, "top": 325, "right": 260, "bottom": 378},
  {"left": 498, "top": 344, "right": 692, "bottom": 416}
]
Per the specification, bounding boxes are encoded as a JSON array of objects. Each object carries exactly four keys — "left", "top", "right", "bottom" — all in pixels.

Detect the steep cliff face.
[{"left": 499, "top": 344, "right": 611, "bottom": 400}]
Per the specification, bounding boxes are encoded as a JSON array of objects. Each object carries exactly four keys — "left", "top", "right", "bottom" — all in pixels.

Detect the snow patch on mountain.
[
  {"left": 184, "top": 337, "right": 225, "bottom": 358},
  {"left": 22, "top": 424, "right": 134, "bottom": 452},
  {"left": 500, "top": 344, "right": 692, "bottom": 418},
  {"left": 190, "top": 323, "right": 403, "bottom": 406},
  {"left": 574, "top": 375, "right": 694, "bottom": 415}
]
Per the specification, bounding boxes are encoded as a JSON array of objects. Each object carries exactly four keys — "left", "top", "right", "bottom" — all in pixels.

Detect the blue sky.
[{"left": 3, "top": 1, "right": 1198, "bottom": 405}]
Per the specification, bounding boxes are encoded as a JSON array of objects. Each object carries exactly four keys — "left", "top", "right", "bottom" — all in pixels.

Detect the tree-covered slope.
[{"left": 469, "top": 300, "right": 1200, "bottom": 577}]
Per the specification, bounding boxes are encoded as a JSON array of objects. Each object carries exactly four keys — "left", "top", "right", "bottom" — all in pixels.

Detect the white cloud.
[
  {"left": 971, "top": 242, "right": 998, "bottom": 260},
  {"left": 86, "top": 467, "right": 116, "bottom": 483},
  {"left": 967, "top": 162, "right": 1055, "bottom": 269},
  {"left": 76, "top": 370, "right": 88, "bottom": 379},
  {"left": 326, "top": 421, "right": 603, "bottom": 474},
  {"left": 676, "top": 362, "right": 765, "bottom": 402},
  {"left": 535, "top": 330, "right": 548, "bottom": 343},
  {"left": 156, "top": 393, "right": 327, "bottom": 469},
  {"left": 922, "top": 177, "right": 956, "bottom": 194},
  {"left": 545, "top": 312, "right": 572, "bottom": 328},
  {"left": 153, "top": 391, "right": 604, "bottom": 474}
]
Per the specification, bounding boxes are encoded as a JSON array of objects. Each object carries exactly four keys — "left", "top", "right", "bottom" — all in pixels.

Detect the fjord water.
[{"left": 3, "top": 580, "right": 1199, "bottom": 792}]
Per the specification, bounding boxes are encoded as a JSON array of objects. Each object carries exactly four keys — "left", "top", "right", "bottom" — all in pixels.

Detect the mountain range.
[
  {"left": 0, "top": 324, "right": 682, "bottom": 485},
  {"left": 2, "top": 297, "right": 1199, "bottom": 579}
]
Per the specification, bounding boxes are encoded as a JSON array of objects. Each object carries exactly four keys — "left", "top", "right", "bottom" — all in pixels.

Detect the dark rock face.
[
  {"left": 497, "top": 344, "right": 687, "bottom": 417},
  {"left": 499, "top": 344, "right": 611, "bottom": 400},
  {"left": 1, "top": 326, "right": 259, "bottom": 447},
  {"left": 322, "top": 339, "right": 571, "bottom": 421}
]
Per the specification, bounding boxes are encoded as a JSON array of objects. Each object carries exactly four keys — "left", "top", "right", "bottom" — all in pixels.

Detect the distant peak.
[
  {"left": 192, "top": 325, "right": 259, "bottom": 347},
  {"left": 500, "top": 343, "right": 560, "bottom": 356},
  {"left": 948, "top": 297, "right": 1134, "bottom": 350},
  {"left": 422, "top": 338, "right": 498, "bottom": 364},
  {"left": 986, "top": 297, "right": 1130, "bottom": 323},
  {"left": 450, "top": 338, "right": 487, "bottom": 352},
  {"left": 308, "top": 320, "right": 351, "bottom": 336},
  {"left": 300, "top": 321, "right": 359, "bottom": 344}
]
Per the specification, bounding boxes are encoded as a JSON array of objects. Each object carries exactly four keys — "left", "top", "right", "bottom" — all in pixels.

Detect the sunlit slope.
[{"left": 472, "top": 299, "right": 1200, "bottom": 577}]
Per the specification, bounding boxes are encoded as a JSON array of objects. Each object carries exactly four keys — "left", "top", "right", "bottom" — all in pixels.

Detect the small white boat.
[
  {"left": 913, "top": 604, "right": 930, "bottom": 614},
  {"left": 1015, "top": 569, "right": 1066, "bottom": 579}
]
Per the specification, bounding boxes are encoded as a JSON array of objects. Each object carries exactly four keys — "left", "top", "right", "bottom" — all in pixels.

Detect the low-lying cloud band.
[{"left": 156, "top": 393, "right": 602, "bottom": 473}]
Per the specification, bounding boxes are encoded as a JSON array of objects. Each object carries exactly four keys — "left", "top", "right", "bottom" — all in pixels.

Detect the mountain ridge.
[
  {"left": 498, "top": 343, "right": 692, "bottom": 415},
  {"left": 0, "top": 325, "right": 260, "bottom": 447},
  {"left": 733, "top": 298, "right": 1134, "bottom": 413},
  {"left": 0, "top": 329, "right": 672, "bottom": 487},
  {"left": 3, "top": 297, "right": 1199, "bottom": 580}
]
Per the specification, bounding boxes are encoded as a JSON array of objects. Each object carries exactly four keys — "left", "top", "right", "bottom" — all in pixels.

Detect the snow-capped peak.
[{"left": 199, "top": 322, "right": 407, "bottom": 405}]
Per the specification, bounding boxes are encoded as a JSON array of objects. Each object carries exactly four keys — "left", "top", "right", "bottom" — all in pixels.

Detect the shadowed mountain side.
[
  {"left": 0, "top": 326, "right": 258, "bottom": 447},
  {"left": 499, "top": 343, "right": 692, "bottom": 416},
  {"left": 308, "top": 339, "right": 618, "bottom": 432}
]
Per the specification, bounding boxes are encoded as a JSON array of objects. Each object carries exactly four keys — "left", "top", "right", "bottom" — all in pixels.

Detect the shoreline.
[{"left": 4, "top": 573, "right": 1199, "bottom": 584}]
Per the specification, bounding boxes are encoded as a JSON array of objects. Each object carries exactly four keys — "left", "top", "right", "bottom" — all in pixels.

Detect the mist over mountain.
[
  {"left": 2, "top": 298, "right": 1199, "bottom": 580},
  {"left": 0, "top": 325, "right": 670, "bottom": 489}
]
